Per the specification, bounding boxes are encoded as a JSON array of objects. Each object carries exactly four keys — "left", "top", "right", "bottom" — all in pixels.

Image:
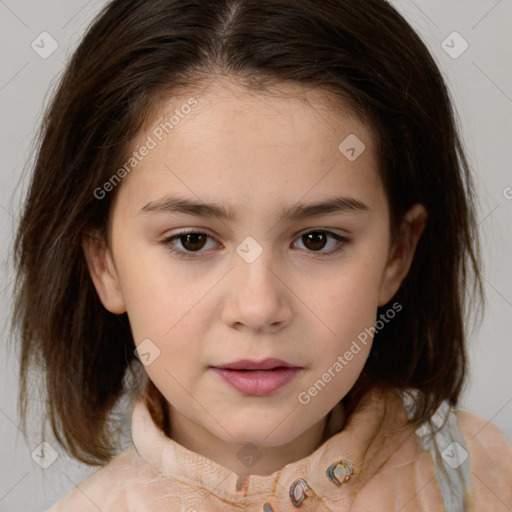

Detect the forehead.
[
  {"left": 114, "top": 78, "right": 383, "bottom": 220},
  {"left": 136, "top": 77, "right": 374, "bottom": 158},
  {"left": 150, "top": 79, "right": 371, "bottom": 145}
]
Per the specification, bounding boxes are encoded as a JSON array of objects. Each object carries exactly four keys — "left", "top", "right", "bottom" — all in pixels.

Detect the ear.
[
  {"left": 81, "top": 231, "right": 127, "bottom": 314},
  {"left": 378, "top": 203, "right": 428, "bottom": 307}
]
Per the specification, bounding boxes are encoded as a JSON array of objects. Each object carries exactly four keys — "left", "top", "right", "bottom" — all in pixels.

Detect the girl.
[{"left": 11, "top": 0, "right": 511, "bottom": 510}]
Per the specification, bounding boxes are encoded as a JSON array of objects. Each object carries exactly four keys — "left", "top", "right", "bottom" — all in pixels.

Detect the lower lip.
[{"left": 211, "top": 367, "right": 301, "bottom": 396}]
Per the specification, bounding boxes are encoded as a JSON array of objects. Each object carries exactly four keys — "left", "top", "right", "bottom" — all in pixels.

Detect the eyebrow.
[{"left": 140, "top": 194, "right": 370, "bottom": 221}]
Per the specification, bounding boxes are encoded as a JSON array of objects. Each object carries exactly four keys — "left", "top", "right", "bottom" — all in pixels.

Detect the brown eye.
[
  {"left": 163, "top": 231, "right": 218, "bottom": 258},
  {"left": 292, "top": 229, "right": 352, "bottom": 256},
  {"left": 179, "top": 233, "right": 208, "bottom": 251},
  {"left": 302, "top": 231, "right": 329, "bottom": 251}
]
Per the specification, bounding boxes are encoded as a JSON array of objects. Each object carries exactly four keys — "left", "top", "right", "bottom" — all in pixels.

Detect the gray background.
[{"left": 0, "top": 0, "right": 511, "bottom": 510}]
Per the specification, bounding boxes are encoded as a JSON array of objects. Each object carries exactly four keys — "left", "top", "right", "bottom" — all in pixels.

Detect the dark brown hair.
[{"left": 11, "top": 0, "right": 483, "bottom": 465}]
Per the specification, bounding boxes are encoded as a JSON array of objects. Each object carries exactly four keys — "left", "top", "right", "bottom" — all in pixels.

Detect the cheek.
[
  {"left": 128, "top": 299, "right": 206, "bottom": 401},
  {"left": 303, "top": 284, "right": 377, "bottom": 403},
  {"left": 111, "top": 228, "right": 194, "bottom": 335},
  {"left": 322, "top": 255, "right": 385, "bottom": 327},
  {"left": 112, "top": 241, "right": 211, "bottom": 380},
  {"left": 319, "top": 282, "right": 378, "bottom": 364},
  {"left": 124, "top": 275, "right": 208, "bottom": 357},
  {"left": 301, "top": 246, "right": 386, "bottom": 371}
]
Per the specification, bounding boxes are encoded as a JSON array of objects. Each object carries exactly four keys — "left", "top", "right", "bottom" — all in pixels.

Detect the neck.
[{"left": 167, "top": 401, "right": 345, "bottom": 477}]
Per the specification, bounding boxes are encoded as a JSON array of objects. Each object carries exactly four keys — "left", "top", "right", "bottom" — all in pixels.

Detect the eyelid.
[
  {"left": 164, "top": 228, "right": 222, "bottom": 246},
  {"left": 293, "top": 226, "right": 351, "bottom": 238}
]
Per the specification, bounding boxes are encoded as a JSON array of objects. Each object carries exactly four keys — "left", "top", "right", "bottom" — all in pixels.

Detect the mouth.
[
  {"left": 210, "top": 364, "right": 302, "bottom": 396},
  {"left": 212, "top": 357, "right": 301, "bottom": 371},
  {"left": 221, "top": 367, "right": 290, "bottom": 372}
]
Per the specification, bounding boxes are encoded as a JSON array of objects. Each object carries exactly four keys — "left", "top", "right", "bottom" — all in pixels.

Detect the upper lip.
[{"left": 212, "top": 358, "right": 300, "bottom": 370}]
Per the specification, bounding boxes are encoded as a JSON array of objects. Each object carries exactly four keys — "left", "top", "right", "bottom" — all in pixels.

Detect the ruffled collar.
[{"left": 130, "top": 386, "right": 412, "bottom": 508}]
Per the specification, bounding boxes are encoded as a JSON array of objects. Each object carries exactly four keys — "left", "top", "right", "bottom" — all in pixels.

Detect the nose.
[{"left": 221, "top": 245, "right": 293, "bottom": 334}]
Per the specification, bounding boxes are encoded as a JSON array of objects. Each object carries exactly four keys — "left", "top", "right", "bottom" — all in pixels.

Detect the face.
[{"left": 83, "top": 78, "right": 426, "bottom": 473}]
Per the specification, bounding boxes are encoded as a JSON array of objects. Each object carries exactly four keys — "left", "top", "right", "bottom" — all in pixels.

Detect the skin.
[{"left": 82, "top": 78, "right": 427, "bottom": 478}]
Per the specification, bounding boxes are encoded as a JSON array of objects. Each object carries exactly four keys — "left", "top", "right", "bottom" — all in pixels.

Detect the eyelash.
[{"left": 161, "top": 229, "right": 352, "bottom": 260}]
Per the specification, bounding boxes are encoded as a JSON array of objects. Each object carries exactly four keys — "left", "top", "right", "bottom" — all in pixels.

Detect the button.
[
  {"left": 289, "top": 478, "right": 309, "bottom": 507},
  {"left": 263, "top": 503, "right": 275, "bottom": 512},
  {"left": 326, "top": 459, "right": 353, "bottom": 486}
]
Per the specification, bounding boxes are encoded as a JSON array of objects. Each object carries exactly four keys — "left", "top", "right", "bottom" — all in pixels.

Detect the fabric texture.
[{"left": 47, "top": 386, "right": 512, "bottom": 511}]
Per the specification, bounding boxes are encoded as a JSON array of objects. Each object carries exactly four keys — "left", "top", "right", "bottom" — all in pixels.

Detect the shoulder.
[
  {"left": 455, "top": 409, "right": 512, "bottom": 511},
  {"left": 455, "top": 408, "right": 511, "bottom": 452},
  {"left": 46, "top": 449, "right": 143, "bottom": 512},
  {"left": 352, "top": 397, "right": 512, "bottom": 512}
]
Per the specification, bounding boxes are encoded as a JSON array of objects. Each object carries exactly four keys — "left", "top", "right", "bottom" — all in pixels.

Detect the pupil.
[
  {"left": 183, "top": 233, "right": 206, "bottom": 251},
  {"left": 304, "top": 232, "right": 326, "bottom": 251}
]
